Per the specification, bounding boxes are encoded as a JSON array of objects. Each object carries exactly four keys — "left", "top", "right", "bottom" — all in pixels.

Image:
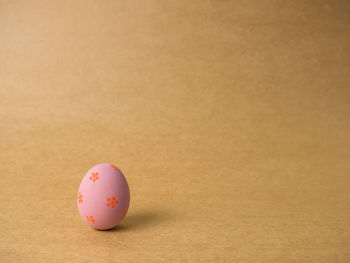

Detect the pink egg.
[{"left": 77, "top": 163, "right": 130, "bottom": 230}]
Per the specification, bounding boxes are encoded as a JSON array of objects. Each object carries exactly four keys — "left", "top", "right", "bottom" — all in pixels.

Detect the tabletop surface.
[{"left": 1, "top": 1, "right": 350, "bottom": 262}]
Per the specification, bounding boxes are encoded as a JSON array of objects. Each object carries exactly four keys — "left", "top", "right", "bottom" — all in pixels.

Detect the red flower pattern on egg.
[
  {"left": 90, "top": 172, "right": 99, "bottom": 182},
  {"left": 106, "top": 197, "right": 118, "bottom": 208},
  {"left": 86, "top": 216, "right": 95, "bottom": 224},
  {"left": 77, "top": 192, "right": 83, "bottom": 203}
]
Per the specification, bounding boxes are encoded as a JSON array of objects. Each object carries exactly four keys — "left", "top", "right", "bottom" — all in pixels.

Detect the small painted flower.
[
  {"left": 90, "top": 172, "right": 99, "bottom": 182},
  {"left": 106, "top": 196, "right": 118, "bottom": 208},
  {"left": 86, "top": 216, "right": 95, "bottom": 224},
  {"left": 110, "top": 165, "right": 119, "bottom": 171},
  {"left": 78, "top": 192, "right": 83, "bottom": 203}
]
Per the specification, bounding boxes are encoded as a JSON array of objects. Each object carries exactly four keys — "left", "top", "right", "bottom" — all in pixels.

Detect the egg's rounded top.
[{"left": 77, "top": 163, "right": 130, "bottom": 230}]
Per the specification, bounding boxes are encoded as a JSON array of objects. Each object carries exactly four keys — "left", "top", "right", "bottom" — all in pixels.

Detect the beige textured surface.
[{"left": 1, "top": 1, "right": 350, "bottom": 262}]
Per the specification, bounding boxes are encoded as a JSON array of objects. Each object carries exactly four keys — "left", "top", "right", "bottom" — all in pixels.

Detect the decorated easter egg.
[{"left": 77, "top": 163, "right": 130, "bottom": 230}]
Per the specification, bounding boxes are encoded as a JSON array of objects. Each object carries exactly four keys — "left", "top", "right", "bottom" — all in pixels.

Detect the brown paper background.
[{"left": 1, "top": 1, "right": 350, "bottom": 262}]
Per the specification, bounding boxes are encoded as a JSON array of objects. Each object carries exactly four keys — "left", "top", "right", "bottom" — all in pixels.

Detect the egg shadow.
[{"left": 105, "top": 209, "right": 172, "bottom": 232}]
